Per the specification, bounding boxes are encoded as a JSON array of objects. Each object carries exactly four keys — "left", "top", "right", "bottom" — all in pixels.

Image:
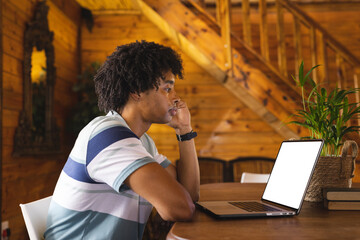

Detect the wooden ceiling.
[{"left": 75, "top": 0, "right": 138, "bottom": 11}]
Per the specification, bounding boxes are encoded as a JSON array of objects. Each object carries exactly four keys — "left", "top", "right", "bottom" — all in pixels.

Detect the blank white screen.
[{"left": 262, "top": 140, "right": 323, "bottom": 209}]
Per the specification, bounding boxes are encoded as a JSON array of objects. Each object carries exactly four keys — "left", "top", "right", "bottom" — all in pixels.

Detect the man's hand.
[
  {"left": 166, "top": 99, "right": 200, "bottom": 202},
  {"left": 167, "top": 100, "right": 192, "bottom": 135}
]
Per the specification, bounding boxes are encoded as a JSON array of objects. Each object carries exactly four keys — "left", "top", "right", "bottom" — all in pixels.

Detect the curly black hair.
[{"left": 94, "top": 40, "right": 184, "bottom": 113}]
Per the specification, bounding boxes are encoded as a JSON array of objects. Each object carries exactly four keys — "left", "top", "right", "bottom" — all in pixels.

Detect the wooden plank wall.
[
  {"left": 230, "top": 3, "right": 360, "bottom": 179},
  {"left": 205, "top": 2, "right": 360, "bottom": 181},
  {"left": 82, "top": 5, "right": 360, "bottom": 181},
  {"left": 1, "top": 0, "right": 81, "bottom": 239},
  {"left": 81, "top": 13, "right": 284, "bottom": 163},
  {"left": 301, "top": 4, "right": 360, "bottom": 183},
  {"left": 1, "top": 2, "right": 360, "bottom": 239}
]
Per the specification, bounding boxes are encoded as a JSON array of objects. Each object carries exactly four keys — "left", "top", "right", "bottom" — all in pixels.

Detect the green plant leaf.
[
  {"left": 299, "top": 61, "right": 305, "bottom": 86},
  {"left": 304, "top": 64, "right": 320, "bottom": 84},
  {"left": 287, "top": 62, "right": 360, "bottom": 156}
]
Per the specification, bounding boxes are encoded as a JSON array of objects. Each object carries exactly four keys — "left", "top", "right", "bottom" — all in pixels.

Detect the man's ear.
[{"left": 130, "top": 92, "right": 141, "bottom": 101}]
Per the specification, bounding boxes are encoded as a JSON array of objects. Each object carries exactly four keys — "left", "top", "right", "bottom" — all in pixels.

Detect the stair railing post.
[
  {"left": 315, "top": 30, "right": 329, "bottom": 90},
  {"left": 242, "top": 0, "right": 252, "bottom": 47},
  {"left": 293, "top": 16, "right": 302, "bottom": 81},
  {"left": 216, "top": 0, "right": 233, "bottom": 77},
  {"left": 276, "top": 0, "right": 287, "bottom": 78},
  {"left": 259, "top": 0, "right": 269, "bottom": 61},
  {"left": 310, "top": 27, "right": 318, "bottom": 84}
]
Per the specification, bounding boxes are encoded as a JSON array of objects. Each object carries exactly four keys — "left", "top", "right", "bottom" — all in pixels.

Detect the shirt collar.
[{"left": 106, "top": 110, "right": 130, "bottom": 129}]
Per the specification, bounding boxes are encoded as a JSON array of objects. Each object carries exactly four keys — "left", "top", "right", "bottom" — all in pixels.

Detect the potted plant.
[{"left": 290, "top": 61, "right": 359, "bottom": 202}]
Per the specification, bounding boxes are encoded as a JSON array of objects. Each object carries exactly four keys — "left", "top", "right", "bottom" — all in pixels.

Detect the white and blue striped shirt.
[{"left": 44, "top": 111, "right": 171, "bottom": 240}]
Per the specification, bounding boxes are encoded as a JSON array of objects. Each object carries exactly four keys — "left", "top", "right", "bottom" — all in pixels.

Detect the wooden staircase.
[{"left": 137, "top": 0, "right": 360, "bottom": 139}]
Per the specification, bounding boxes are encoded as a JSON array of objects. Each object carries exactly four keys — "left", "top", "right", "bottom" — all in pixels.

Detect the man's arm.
[
  {"left": 124, "top": 162, "right": 195, "bottom": 221},
  {"left": 125, "top": 100, "right": 199, "bottom": 221},
  {"left": 176, "top": 136, "right": 200, "bottom": 201},
  {"left": 167, "top": 100, "right": 200, "bottom": 202}
]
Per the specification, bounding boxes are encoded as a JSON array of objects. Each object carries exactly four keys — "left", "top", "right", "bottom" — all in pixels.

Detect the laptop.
[{"left": 196, "top": 139, "right": 324, "bottom": 218}]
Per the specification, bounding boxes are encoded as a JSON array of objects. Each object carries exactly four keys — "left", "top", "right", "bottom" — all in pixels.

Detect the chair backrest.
[
  {"left": 229, "top": 157, "right": 275, "bottom": 182},
  {"left": 240, "top": 172, "right": 270, "bottom": 183},
  {"left": 198, "top": 157, "right": 228, "bottom": 183},
  {"left": 177, "top": 157, "right": 231, "bottom": 184},
  {"left": 19, "top": 196, "right": 52, "bottom": 240}
]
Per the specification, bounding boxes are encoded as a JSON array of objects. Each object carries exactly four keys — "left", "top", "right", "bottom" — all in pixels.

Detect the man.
[{"left": 44, "top": 41, "right": 200, "bottom": 239}]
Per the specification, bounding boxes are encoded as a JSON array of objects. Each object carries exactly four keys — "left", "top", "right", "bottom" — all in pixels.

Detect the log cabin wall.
[
  {"left": 202, "top": 1, "right": 360, "bottom": 181},
  {"left": 81, "top": 13, "right": 284, "bottom": 162},
  {"left": 300, "top": 3, "right": 360, "bottom": 62},
  {"left": 81, "top": 2, "right": 360, "bottom": 182},
  {"left": 298, "top": 4, "right": 360, "bottom": 182},
  {"left": 1, "top": 1, "right": 360, "bottom": 239},
  {"left": 1, "top": 0, "right": 81, "bottom": 239}
]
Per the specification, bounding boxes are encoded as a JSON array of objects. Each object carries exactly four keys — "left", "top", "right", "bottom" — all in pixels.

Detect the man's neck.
[{"left": 118, "top": 106, "right": 151, "bottom": 138}]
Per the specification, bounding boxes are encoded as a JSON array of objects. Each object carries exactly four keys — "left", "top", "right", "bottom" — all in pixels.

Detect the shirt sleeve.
[
  {"left": 86, "top": 125, "right": 157, "bottom": 192},
  {"left": 142, "top": 133, "right": 172, "bottom": 168},
  {"left": 154, "top": 154, "right": 172, "bottom": 168}
]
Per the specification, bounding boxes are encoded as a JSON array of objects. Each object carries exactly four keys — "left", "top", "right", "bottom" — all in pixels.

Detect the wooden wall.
[
  {"left": 2, "top": 1, "right": 360, "bottom": 239},
  {"left": 81, "top": 13, "right": 284, "bottom": 162},
  {"left": 307, "top": 8, "right": 360, "bottom": 65},
  {"left": 207, "top": 2, "right": 360, "bottom": 181},
  {"left": 82, "top": 4, "right": 360, "bottom": 181},
  {"left": 301, "top": 4, "right": 360, "bottom": 182},
  {"left": 1, "top": 0, "right": 81, "bottom": 239}
]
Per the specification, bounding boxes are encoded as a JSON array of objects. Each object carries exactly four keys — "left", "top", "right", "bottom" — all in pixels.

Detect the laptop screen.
[{"left": 262, "top": 140, "right": 323, "bottom": 209}]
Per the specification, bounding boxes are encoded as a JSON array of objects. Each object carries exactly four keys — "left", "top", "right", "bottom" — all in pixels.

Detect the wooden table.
[{"left": 167, "top": 183, "right": 360, "bottom": 240}]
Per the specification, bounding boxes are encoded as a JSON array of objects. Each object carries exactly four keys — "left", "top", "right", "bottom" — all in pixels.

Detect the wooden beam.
[
  {"left": 223, "top": 77, "right": 299, "bottom": 139},
  {"left": 293, "top": 16, "right": 302, "bottom": 79},
  {"left": 335, "top": 54, "right": 346, "bottom": 89},
  {"left": 276, "top": 0, "right": 287, "bottom": 78},
  {"left": 217, "top": 0, "right": 233, "bottom": 73},
  {"left": 259, "top": 0, "right": 269, "bottom": 61},
  {"left": 75, "top": 0, "right": 134, "bottom": 10},
  {"left": 137, "top": 0, "right": 226, "bottom": 81},
  {"left": 242, "top": 0, "right": 252, "bottom": 47},
  {"left": 129, "top": 0, "right": 141, "bottom": 9},
  {"left": 354, "top": 67, "right": 360, "bottom": 106},
  {"left": 315, "top": 30, "right": 328, "bottom": 87},
  {"left": 310, "top": 26, "right": 318, "bottom": 84},
  {"left": 91, "top": 9, "right": 141, "bottom": 15}
]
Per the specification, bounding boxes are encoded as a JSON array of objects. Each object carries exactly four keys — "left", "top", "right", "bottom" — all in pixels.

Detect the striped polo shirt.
[{"left": 44, "top": 111, "right": 171, "bottom": 240}]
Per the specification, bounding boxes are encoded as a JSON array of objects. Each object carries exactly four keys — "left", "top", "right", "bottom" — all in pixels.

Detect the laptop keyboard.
[{"left": 229, "top": 201, "right": 280, "bottom": 212}]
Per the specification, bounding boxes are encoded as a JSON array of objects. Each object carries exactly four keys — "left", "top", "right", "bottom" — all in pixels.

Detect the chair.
[
  {"left": 240, "top": 172, "right": 270, "bottom": 183},
  {"left": 19, "top": 196, "right": 52, "bottom": 240},
  {"left": 229, "top": 156, "right": 275, "bottom": 182},
  {"left": 176, "top": 157, "right": 231, "bottom": 184}
]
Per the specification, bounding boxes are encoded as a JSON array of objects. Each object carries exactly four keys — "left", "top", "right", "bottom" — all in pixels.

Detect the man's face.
[{"left": 138, "top": 71, "right": 179, "bottom": 124}]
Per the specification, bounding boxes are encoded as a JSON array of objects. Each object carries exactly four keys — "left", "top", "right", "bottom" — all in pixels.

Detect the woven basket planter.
[{"left": 304, "top": 140, "right": 358, "bottom": 202}]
